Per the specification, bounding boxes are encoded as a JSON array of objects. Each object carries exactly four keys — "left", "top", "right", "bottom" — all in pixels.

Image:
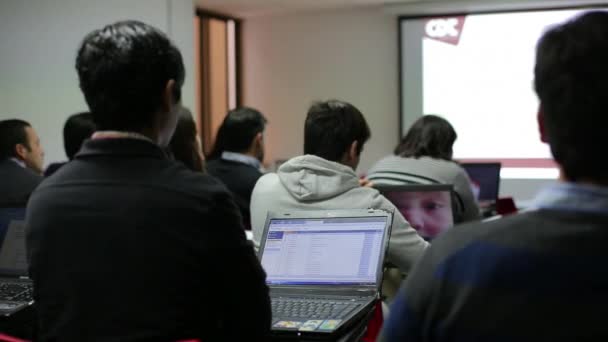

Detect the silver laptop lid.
[
  {"left": 0, "top": 208, "right": 28, "bottom": 277},
  {"left": 374, "top": 184, "right": 455, "bottom": 240},
  {"left": 258, "top": 209, "right": 392, "bottom": 289}
]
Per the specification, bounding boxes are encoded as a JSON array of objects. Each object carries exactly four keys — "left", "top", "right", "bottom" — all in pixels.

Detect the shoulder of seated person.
[
  {"left": 420, "top": 157, "right": 465, "bottom": 176},
  {"left": 346, "top": 186, "right": 386, "bottom": 206},
  {"left": 428, "top": 212, "right": 537, "bottom": 259},
  {"left": 416, "top": 155, "right": 454, "bottom": 166},
  {"left": 256, "top": 172, "right": 279, "bottom": 183},
  {"left": 167, "top": 163, "right": 230, "bottom": 192},
  {"left": 250, "top": 173, "right": 283, "bottom": 196}
]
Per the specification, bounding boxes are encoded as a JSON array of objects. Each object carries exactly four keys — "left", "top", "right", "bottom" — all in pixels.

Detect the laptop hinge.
[{"left": 270, "top": 285, "right": 378, "bottom": 297}]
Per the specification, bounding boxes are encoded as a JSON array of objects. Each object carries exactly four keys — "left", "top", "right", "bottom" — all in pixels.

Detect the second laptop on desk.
[
  {"left": 258, "top": 209, "right": 393, "bottom": 341},
  {"left": 0, "top": 208, "right": 33, "bottom": 318}
]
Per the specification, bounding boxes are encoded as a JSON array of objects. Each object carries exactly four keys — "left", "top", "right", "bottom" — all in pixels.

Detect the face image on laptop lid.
[
  {"left": 375, "top": 184, "right": 454, "bottom": 240},
  {"left": 0, "top": 208, "right": 33, "bottom": 317},
  {"left": 258, "top": 209, "right": 392, "bottom": 338}
]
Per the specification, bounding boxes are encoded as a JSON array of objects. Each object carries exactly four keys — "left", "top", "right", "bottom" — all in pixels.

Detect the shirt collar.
[
  {"left": 9, "top": 157, "right": 26, "bottom": 168},
  {"left": 532, "top": 182, "right": 608, "bottom": 216},
  {"left": 221, "top": 151, "right": 262, "bottom": 170},
  {"left": 76, "top": 136, "right": 167, "bottom": 160},
  {"left": 91, "top": 131, "right": 155, "bottom": 144}
]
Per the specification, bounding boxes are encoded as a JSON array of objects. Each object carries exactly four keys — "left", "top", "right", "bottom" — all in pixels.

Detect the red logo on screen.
[{"left": 424, "top": 16, "right": 466, "bottom": 46}]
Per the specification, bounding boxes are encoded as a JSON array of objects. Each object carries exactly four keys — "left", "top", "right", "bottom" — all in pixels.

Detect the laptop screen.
[
  {"left": 461, "top": 162, "right": 501, "bottom": 202},
  {"left": 379, "top": 184, "right": 454, "bottom": 240},
  {"left": 260, "top": 216, "right": 387, "bottom": 286},
  {"left": 0, "top": 208, "right": 28, "bottom": 276}
]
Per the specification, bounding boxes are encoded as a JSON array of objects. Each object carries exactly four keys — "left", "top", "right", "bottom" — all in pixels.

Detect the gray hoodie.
[{"left": 250, "top": 155, "right": 429, "bottom": 273}]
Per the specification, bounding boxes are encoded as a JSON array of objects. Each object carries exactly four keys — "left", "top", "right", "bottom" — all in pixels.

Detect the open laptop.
[
  {"left": 461, "top": 162, "right": 501, "bottom": 204},
  {"left": 0, "top": 208, "right": 33, "bottom": 318},
  {"left": 258, "top": 209, "right": 392, "bottom": 340},
  {"left": 375, "top": 184, "right": 455, "bottom": 240}
]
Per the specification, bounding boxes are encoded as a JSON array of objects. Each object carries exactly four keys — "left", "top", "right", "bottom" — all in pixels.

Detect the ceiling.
[
  {"left": 195, "top": 0, "right": 605, "bottom": 19},
  {"left": 195, "top": 0, "right": 431, "bottom": 18}
]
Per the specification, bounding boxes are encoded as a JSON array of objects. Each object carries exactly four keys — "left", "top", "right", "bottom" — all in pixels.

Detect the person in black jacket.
[
  {"left": 0, "top": 119, "right": 44, "bottom": 206},
  {"left": 206, "top": 107, "right": 267, "bottom": 229},
  {"left": 26, "top": 20, "right": 270, "bottom": 342}
]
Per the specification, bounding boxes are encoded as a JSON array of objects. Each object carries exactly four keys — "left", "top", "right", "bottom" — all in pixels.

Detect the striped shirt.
[{"left": 380, "top": 182, "right": 608, "bottom": 341}]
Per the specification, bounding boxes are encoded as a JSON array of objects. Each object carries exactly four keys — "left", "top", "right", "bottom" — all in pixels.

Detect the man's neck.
[
  {"left": 558, "top": 168, "right": 608, "bottom": 187},
  {"left": 337, "top": 157, "right": 356, "bottom": 171},
  {"left": 241, "top": 150, "right": 257, "bottom": 159}
]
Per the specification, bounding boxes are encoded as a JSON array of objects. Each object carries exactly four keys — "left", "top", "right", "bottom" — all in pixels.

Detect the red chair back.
[
  {"left": 0, "top": 333, "right": 29, "bottom": 342},
  {"left": 361, "top": 301, "right": 383, "bottom": 342},
  {"left": 496, "top": 197, "right": 517, "bottom": 216}
]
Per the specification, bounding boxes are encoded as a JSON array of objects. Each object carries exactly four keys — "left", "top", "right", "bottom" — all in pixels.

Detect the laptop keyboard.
[
  {"left": 0, "top": 282, "right": 33, "bottom": 302},
  {"left": 271, "top": 297, "right": 360, "bottom": 320}
]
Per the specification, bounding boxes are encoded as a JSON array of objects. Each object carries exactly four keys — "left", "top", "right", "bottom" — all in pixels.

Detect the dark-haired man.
[
  {"left": 0, "top": 119, "right": 44, "bottom": 206},
  {"left": 380, "top": 11, "right": 608, "bottom": 341},
  {"left": 250, "top": 100, "right": 428, "bottom": 279},
  {"left": 206, "top": 107, "right": 267, "bottom": 229},
  {"left": 26, "top": 21, "right": 270, "bottom": 341},
  {"left": 44, "top": 112, "right": 96, "bottom": 177}
]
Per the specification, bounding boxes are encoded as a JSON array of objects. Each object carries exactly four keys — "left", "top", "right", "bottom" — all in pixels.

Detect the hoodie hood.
[{"left": 277, "top": 155, "right": 360, "bottom": 201}]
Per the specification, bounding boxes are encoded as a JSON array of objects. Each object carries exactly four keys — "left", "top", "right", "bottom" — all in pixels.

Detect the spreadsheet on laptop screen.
[{"left": 261, "top": 217, "right": 386, "bottom": 285}]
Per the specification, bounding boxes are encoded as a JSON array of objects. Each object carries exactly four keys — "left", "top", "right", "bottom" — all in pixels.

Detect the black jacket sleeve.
[{"left": 206, "top": 190, "right": 271, "bottom": 341}]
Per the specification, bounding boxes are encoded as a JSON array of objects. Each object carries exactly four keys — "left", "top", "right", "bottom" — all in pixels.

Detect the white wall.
[
  {"left": 0, "top": 0, "right": 195, "bottom": 165},
  {"left": 242, "top": 6, "right": 400, "bottom": 174},
  {"left": 241, "top": 5, "right": 556, "bottom": 201}
]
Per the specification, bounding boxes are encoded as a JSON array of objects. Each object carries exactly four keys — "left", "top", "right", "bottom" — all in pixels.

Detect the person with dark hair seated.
[
  {"left": 44, "top": 112, "right": 96, "bottom": 177},
  {"left": 169, "top": 106, "right": 205, "bottom": 172},
  {"left": 206, "top": 107, "right": 267, "bottom": 229},
  {"left": 0, "top": 119, "right": 44, "bottom": 206},
  {"left": 250, "top": 100, "right": 428, "bottom": 276},
  {"left": 380, "top": 11, "right": 608, "bottom": 341},
  {"left": 367, "top": 115, "right": 480, "bottom": 223},
  {"left": 26, "top": 20, "right": 270, "bottom": 342}
]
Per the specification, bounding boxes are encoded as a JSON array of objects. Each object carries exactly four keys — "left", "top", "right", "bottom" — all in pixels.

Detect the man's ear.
[
  {"left": 14, "top": 143, "right": 28, "bottom": 160},
  {"left": 161, "top": 79, "right": 177, "bottom": 113},
  {"left": 348, "top": 141, "right": 359, "bottom": 161},
  {"left": 537, "top": 106, "right": 548, "bottom": 143},
  {"left": 249, "top": 132, "right": 263, "bottom": 150}
]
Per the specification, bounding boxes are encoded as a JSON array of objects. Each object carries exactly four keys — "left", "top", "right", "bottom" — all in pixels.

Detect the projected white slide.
[{"left": 401, "top": 7, "right": 606, "bottom": 174}]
